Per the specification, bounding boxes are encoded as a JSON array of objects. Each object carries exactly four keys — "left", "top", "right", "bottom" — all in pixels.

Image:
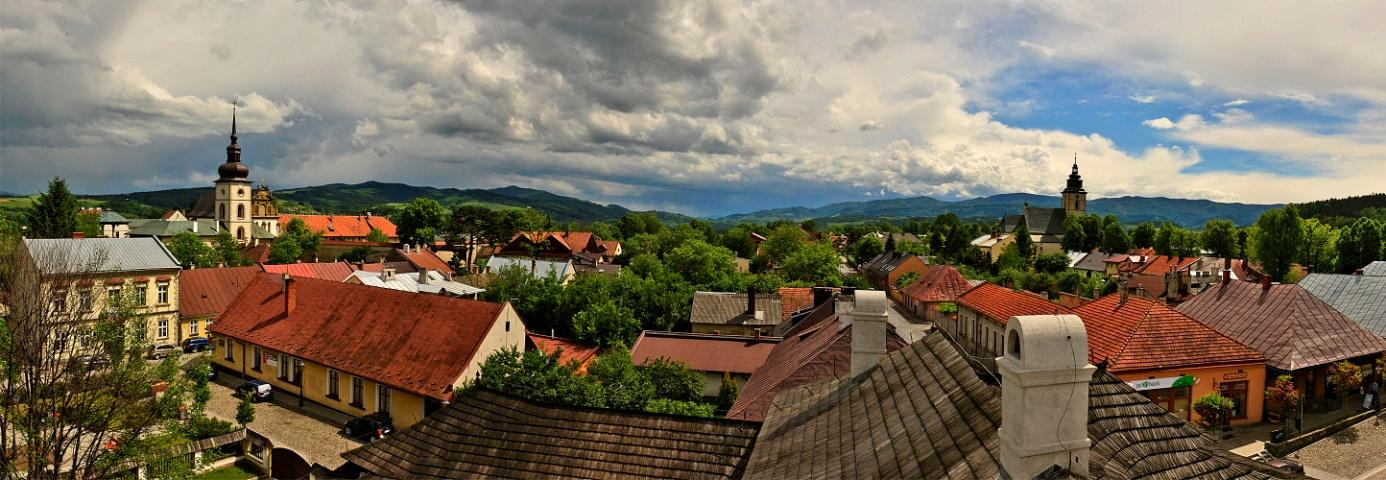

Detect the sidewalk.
[
  {"left": 885, "top": 299, "right": 932, "bottom": 343},
  {"left": 1217, "top": 405, "right": 1368, "bottom": 454},
  {"left": 206, "top": 375, "right": 360, "bottom": 470}
]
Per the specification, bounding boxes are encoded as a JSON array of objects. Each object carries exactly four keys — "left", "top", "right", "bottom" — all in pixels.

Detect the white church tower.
[{"left": 215, "top": 110, "right": 255, "bottom": 244}]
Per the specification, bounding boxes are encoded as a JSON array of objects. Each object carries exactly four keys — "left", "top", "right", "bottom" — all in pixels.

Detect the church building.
[
  {"left": 995, "top": 157, "right": 1087, "bottom": 256},
  {"left": 187, "top": 111, "right": 280, "bottom": 245}
]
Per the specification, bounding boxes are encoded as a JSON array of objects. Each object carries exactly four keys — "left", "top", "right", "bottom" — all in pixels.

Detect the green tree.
[
  {"left": 763, "top": 225, "right": 809, "bottom": 264},
  {"left": 1253, "top": 205, "right": 1304, "bottom": 282},
  {"left": 167, "top": 231, "right": 219, "bottom": 268},
  {"left": 884, "top": 234, "right": 897, "bottom": 252},
  {"left": 895, "top": 271, "right": 920, "bottom": 289},
  {"left": 1078, "top": 214, "right": 1104, "bottom": 251},
  {"left": 1013, "top": 224, "right": 1034, "bottom": 258},
  {"left": 851, "top": 236, "right": 885, "bottom": 265},
  {"left": 278, "top": 217, "right": 323, "bottom": 256},
  {"left": 1060, "top": 216, "right": 1087, "bottom": 252},
  {"left": 1033, "top": 253, "right": 1070, "bottom": 274},
  {"left": 1299, "top": 218, "right": 1336, "bottom": 272},
  {"left": 366, "top": 227, "right": 389, "bottom": 243},
  {"left": 473, "top": 347, "right": 605, "bottom": 408},
  {"left": 75, "top": 210, "right": 101, "bottom": 238},
  {"left": 186, "top": 356, "right": 213, "bottom": 417},
  {"left": 716, "top": 372, "right": 740, "bottom": 414},
  {"left": 780, "top": 243, "right": 841, "bottom": 284},
  {"left": 719, "top": 226, "right": 758, "bottom": 258},
  {"left": 1335, "top": 218, "right": 1383, "bottom": 272},
  {"left": 587, "top": 345, "right": 656, "bottom": 410},
  {"left": 1201, "top": 219, "right": 1238, "bottom": 260},
  {"left": 995, "top": 244, "right": 1027, "bottom": 272},
  {"left": 645, "top": 399, "right": 716, "bottom": 418},
  {"left": 1055, "top": 270, "right": 1085, "bottom": 295},
  {"left": 448, "top": 205, "right": 500, "bottom": 272},
  {"left": 1021, "top": 272, "right": 1055, "bottom": 296},
  {"left": 396, "top": 198, "right": 448, "bottom": 246},
  {"left": 664, "top": 240, "right": 737, "bottom": 286},
  {"left": 1152, "top": 222, "right": 1173, "bottom": 256},
  {"left": 572, "top": 301, "right": 641, "bottom": 349},
  {"left": 267, "top": 238, "right": 303, "bottom": 264},
  {"left": 213, "top": 230, "right": 248, "bottom": 266},
  {"left": 1101, "top": 221, "right": 1130, "bottom": 254},
  {"left": 236, "top": 394, "right": 256, "bottom": 426},
  {"left": 1132, "top": 222, "right": 1157, "bottom": 249},
  {"left": 642, "top": 358, "right": 704, "bottom": 402},
  {"left": 1171, "top": 228, "right": 1200, "bottom": 258},
  {"left": 24, "top": 177, "right": 79, "bottom": 238}
]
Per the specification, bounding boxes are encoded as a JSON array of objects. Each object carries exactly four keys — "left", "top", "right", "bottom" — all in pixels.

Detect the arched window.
[
  {"left": 236, "top": 227, "right": 246, "bottom": 240},
  {"left": 237, "top": 204, "right": 246, "bottom": 219},
  {"left": 217, "top": 204, "right": 225, "bottom": 220},
  {"left": 1008, "top": 330, "right": 1022, "bottom": 358}
]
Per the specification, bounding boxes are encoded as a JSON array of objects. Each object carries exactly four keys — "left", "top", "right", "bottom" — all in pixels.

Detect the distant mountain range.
[
  {"left": 716, "top": 193, "right": 1281, "bottom": 227},
  {"left": 50, "top": 181, "right": 1372, "bottom": 228}
]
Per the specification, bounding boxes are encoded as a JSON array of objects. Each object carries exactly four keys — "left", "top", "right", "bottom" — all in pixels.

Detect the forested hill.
[
  {"left": 718, "top": 194, "right": 1280, "bottom": 227},
  {"left": 1296, "top": 193, "right": 1386, "bottom": 220},
  {"left": 80, "top": 181, "right": 694, "bottom": 224}
]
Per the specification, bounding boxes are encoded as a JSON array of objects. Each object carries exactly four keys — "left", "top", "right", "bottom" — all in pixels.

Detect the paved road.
[
  {"left": 206, "top": 377, "right": 360, "bottom": 470},
  {"left": 886, "top": 300, "right": 932, "bottom": 343}
]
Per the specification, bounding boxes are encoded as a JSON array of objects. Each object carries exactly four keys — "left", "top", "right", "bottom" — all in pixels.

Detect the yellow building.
[
  {"left": 21, "top": 237, "right": 183, "bottom": 353},
  {"left": 209, "top": 273, "right": 525, "bottom": 429}
]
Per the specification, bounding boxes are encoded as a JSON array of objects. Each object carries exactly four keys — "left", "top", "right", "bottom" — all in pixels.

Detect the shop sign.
[
  {"left": 1223, "top": 371, "right": 1247, "bottom": 381},
  {"left": 1127, "top": 375, "right": 1196, "bottom": 391},
  {"left": 265, "top": 353, "right": 278, "bottom": 368}
]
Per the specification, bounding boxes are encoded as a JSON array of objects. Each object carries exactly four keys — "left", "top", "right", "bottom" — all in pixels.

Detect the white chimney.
[
  {"left": 997, "top": 315, "right": 1095, "bottom": 479},
  {"left": 850, "top": 290, "right": 889, "bottom": 377},
  {"left": 418, "top": 268, "right": 430, "bottom": 285},
  {"left": 382, "top": 268, "right": 396, "bottom": 281},
  {"left": 192, "top": 221, "right": 198, "bottom": 233}
]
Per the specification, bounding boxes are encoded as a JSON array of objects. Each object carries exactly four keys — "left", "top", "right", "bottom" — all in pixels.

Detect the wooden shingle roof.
[
  {"left": 744, "top": 332, "right": 1299, "bottom": 479},
  {"left": 342, "top": 388, "right": 760, "bottom": 479}
]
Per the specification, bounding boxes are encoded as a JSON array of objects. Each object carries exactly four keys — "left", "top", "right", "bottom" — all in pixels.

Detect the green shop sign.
[{"left": 1127, "top": 375, "right": 1196, "bottom": 391}]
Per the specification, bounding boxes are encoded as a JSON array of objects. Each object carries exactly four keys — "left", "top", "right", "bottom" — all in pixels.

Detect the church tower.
[
  {"left": 215, "top": 109, "right": 255, "bottom": 244},
  {"left": 1062, "top": 155, "right": 1087, "bottom": 216}
]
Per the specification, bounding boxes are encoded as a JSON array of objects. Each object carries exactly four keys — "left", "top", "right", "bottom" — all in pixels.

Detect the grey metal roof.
[
  {"left": 128, "top": 219, "right": 223, "bottom": 237},
  {"left": 1072, "top": 250, "right": 1109, "bottom": 272},
  {"left": 1299, "top": 273, "right": 1386, "bottom": 337},
  {"left": 98, "top": 211, "right": 129, "bottom": 224},
  {"left": 23, "top": 238, "right": 181, "bottom": 275},
  {"left": 1362, "top": 261, "right": 1386, "bottom": 276},
  {"left": 348, "top": 270, "right": 484, "bottom": 297},
  {"left": 690, "top": 291, "right": 782, "bottom": 327}
]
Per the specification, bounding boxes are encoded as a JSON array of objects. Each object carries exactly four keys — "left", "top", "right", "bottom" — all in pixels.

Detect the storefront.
[
  {"left": 1218, "top": 371, "right": 1251, "bottom": 420},
  {"left": 1130, "top": 375, "right": 1196, "bottom": 421}
]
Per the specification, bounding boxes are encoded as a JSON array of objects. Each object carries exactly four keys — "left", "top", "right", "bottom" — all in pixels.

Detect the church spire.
[
  {"left": 219, "top": 105, "right": 249, "bottom": 180},
  {"left": 1072, "top": 153, "right": 1079, "bottom": 174},
  {"left": 230, "top": 106, "right": 238, "bottom": 144}
]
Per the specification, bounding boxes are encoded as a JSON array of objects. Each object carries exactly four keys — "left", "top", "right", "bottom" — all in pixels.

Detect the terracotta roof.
[
  {"left": 900, "top": 265, "right": 972, "bottom": 303},
  {"left": 209, "top": 274, "right": 508, "bottom": 400},
  {"left": 957, "top": 282, "right": 1072, "bottom": 325},
  {"left": 598, "top": 240, "right": 621, "bottom": 254},
  {"left": 777, "top": 287, "right": 814, "bottom": 321},
  {"left": 241, "top": 242, "right": 271, "bottom": 264},
  {"left": 1074, "top": 294, "right": 1264, "bottom": 372},
  {"left": 526, "top": 333, "right": 600, "bottom": 374},
  {"left": 744, "top": 331, "right": 1296, "bottom": 480},
  {"left": 1299, "top": 273, "right": 1386, "bottom": 337},
  {"left": 341, "top": 388, "right": 759, "bottom": 479},
  {"left": 259, "top": 262, "right": 356, "bottom": 282},
  {"left": 630, "top": 331, "right": 781, "bottom": 375},
  {"left": 1177, "top": 280, "right": 1386, "bottom": 371},
  {"left": 727, "top": 298, "right": 907, "bottom": 422},
  {"left": 1129, "top": 255, "right": 1202, "bottom": 275},
  {"left": 690, "top": 291, "right": 782, "bottom": 327},
  {"left": 397, "top": 247, "right": 453, "bottom": 276},
  {"left": 178, "top": 266, "right": 262, "bottom": 317},
  {"left": 278, "top": 214, "right": 398, "bottom": 239}
]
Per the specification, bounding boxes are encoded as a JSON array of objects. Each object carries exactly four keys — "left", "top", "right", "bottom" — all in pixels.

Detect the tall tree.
[
  {"left": 448, "top": 205, "right": 499, "bottom": 273},
  {"left": 883, "top": 234, "right": 896, "bottom": 252},
  {"left": 663, "top": 240, "right": 737, "bottom": 286},
  {"left": 1335, "top": 218, "right": 1383, "bottom": 273},
  {"left": 167, "top": 231, "right": 219, "bottom": 268},
  {"left": 1060, "top": 216, "right": 1087, "bottom": 252},
  {"left": 1299, "top": 218, "right": 1337, "bottom": 273},
  {"left": 1153, "top": 222, "right": 1176, "bottom": 255},
  {"left": 213, "top": 230, "right": 248, "bottom": 266},
  {"left": 1253, "top": 205, "right": 1304, "bottom": 282},
  {"left": 1132, "top": 222, "right": 1157, "bottom": 249},
  {"left": 396, "top": 197, "right": 448, "bottom": 246},
  {"left": 780, "top": 243, "right": 842, "bottom": 284},
  {"left": 24, "top": 177, "right": 79, "bottom": 238},
  {"left": 762, "top": 225, "right": 808, "bottom": 265},
  {"left": 1012, "top": 224, "right": 1034, "bottom": 258},
  {"left": 850, "top": 236, "right": 885, "bottom": 265},
  {"left": 1201, "top": 219, "right": 1238, "bottom": 260},
  {"left": 1101, "top": 221, "right": 1131, "bottom": 254},
  {"left": 1079, "top": 214, "right": 1104, "bottom": 251}
]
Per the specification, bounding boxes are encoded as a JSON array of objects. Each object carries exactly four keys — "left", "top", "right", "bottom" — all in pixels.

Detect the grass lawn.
[{"left": 192, "top": 462, "right": 260, "bottom": 480}]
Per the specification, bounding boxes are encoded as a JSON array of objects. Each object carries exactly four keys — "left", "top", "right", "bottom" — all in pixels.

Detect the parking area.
[{"left": 205, "top": 374, "right": 361, "bottom": 471}]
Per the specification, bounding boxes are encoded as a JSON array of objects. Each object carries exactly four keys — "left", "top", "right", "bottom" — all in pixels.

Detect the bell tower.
[
  {"left": 1062, "top": 154, "right": 1087, "bottom": 216},
  {"left": 215, "top": 108, "right": 255, "bottom": 244}
]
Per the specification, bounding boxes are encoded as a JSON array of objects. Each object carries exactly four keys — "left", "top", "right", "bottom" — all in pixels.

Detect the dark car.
[
  {"left": 182, "top": 337, "right": 211, "bottom": 353},
  {"left": 343, "top": 412, "right": 394, "bottom": 441},
  {"left": 235, "top": 379, "right": 272, "bottom": 402},
  {"left": 70, "top": 354, "right": 110, "bottom": 370}
]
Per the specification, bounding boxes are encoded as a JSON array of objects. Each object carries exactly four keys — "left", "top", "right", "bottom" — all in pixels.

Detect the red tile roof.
[
  {"left": 1177, "top": 280, "right": 1386, "bottom": 371},
  {"left": 1073, "top": 294, "right": 1265, "bottom": 372},
  {"left": 399, "top": 247, "right": 453, "bottom": 276},
  {"left": 598, "top": 240, "right": 621, "bottom": 254},
  {"left": 179, "top": 266, "right": 262, "bottom": 318},
  {"left": 957, "top": 282, "right": 1071, "bottom": 325},
  {"left": 1129, "top": 255, "right": 1201, "bottom": 275},
  {"left": 900, "top": 265, "right": 972, "bottom": 303},
  {"left": 527, "top": 333, "right": 600, "bottom": 374},
  {"left": 260, "top": 262, "right": 356, "bottom": 282},
  {"left": 630, "top": 331, "right": 781, "bottom": 375},
  {"left": 777, "top": 287, "right": 814, "bottom": 321},
  {"left": 210, "top": 274, "right": 508, "bottom": 400},
  {"left": 279, "top": 214, "right": 398, "bottom": 239}
]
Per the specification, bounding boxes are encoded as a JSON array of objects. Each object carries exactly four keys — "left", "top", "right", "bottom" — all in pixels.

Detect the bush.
[
  {"left": 716, "top": 372, "right": 740, "bottom": 415},
  {"left": 645, "top": 399, "right": 716, "bottom": 418},
  {"left": 1033, "top": 253, "right": 1071, "bottom": 274},
  {"left": 183, "top": 416, "right": 236, "bottom": 440},
  {"left": 1328, "top": 360, "right": 1364, "bottom": 392},
  {"left": 1192, "top": 392, "right": 1235, "bottom": 429}
]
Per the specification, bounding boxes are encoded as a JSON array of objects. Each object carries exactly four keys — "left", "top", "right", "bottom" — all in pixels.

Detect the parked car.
[
  {"left": 1251, "top": 451, "right": 1305, "bottom": 474},
  {"left": 70, "top": 354, "right": 111, "bottom": 370},
  {"left": 182, "top": 337, "right": 210, "bottom": 353},
  {"left": 235, "top": 379, "right": 273, "bottom": 402},
  {"left": 146, "top": 344, "right": 179, "bottom": 360},
  {"left": 343, "top": 412, "right": 394, "bottom": 441}
]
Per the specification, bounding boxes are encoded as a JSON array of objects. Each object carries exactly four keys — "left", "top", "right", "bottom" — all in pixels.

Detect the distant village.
[{"left": 3, "top": 118, "right": 1386, "bottom": 479}]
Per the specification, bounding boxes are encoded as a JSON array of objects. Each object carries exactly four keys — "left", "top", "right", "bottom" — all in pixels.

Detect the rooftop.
[
  {"left": 396, "top": 246, "right": 453, "bottom": 276},
  {"left": 630, "top": 331, "right": 781, "bottom": 375},
  {"left": 1073, "top": 294, "right": 1265, "bottom": 372},
  {"left": 260, "top": 262, "right": 356, "bottom": 282},
  {"left": 486, "top": 255, "right": 572, "bottom": 280},
  {"left": 347, "top": 269, "right": 484, "bottom": 297},
  {"left": 22, "top": 237, "right": 180, "bottom": 275},
  {"left": 279, "top": 214, "right": 397, "bottom": 239},
  {"left": 178, "top": 266, "right": 263, "bottom": 317},
  {"left": 690, "top": 291, "right": 783, "bottom": 327},
  {"left": 958, "top": 282, "right": 1072, "bottom": 325},
  {"left": 1298, "top": 273, "right": 1386, "bottom": 338},
  {"left": 526, "top": 332, "right": 600, "bottom": 374},
  {"left": 900, "top": 265, "right": 972, "bottom": 303}
]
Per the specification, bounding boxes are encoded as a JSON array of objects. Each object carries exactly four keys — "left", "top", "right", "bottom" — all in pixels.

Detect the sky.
[{"left": 2, "top": 1, "right": 1384, "bottom": 217}]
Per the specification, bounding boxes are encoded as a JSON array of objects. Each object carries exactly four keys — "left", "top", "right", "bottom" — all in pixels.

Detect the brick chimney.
[
  {"left": 746, "top": 285, "right": 758, "bottom": 316},
  {"left": 998, "top": 314, "right": 1095, "bottom": 479},
  {"left": 72, "top": 232, "right": 85, "bottom": 239},
  {"left": 282, "top": 275, "right": 297, "bottom": 315},
  {"left": 1261, "top": 275, "right": 1272, "bottom": 291},
  {"left": 850, "top": 290, "right": 889, "bottom": 377}
]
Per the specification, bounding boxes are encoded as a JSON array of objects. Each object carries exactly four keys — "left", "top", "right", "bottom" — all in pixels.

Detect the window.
[
  {"left": 278, "top": 354, "right": 290, "bottom": 380},
  {"left": 157, "top": 282, "right": 169, "bottom": 304},
  {"left": 252, "top": 346, "right": 261, "bottom": 371},
  {"left": 55, "top": 332, "right": 69, "bottom": 352},
  {"left": 237, "top": 204, "right": 245, "bottom": 219},
  {"left": 327, "top": 370, "right": 340, "bottom": 399},
  {"left": 224, "top": 339, "right": 234, "bottom": 361},
  {"left": 107, "top": 287, "right": 121, "bottom": 306},
  {"left": 351, "top": 376, "right": 364, "bottom": 407},
  {"left": 157, "top": 318, "right": 169, "bottom": 339},
  {"left": 189, "top": 319, "right": 199, "bottom": 336},
  {"left": 377, "top": 384, "right": 391, "bottom": 414},
  {"left": 135, "top": 285, "right": 147, "bottom": 306},
  {"left": 79, "top": 288, "right": 93, "bottom": 312},
  {"left": 236, "top": 227, "right": 245, "bottom": 240},
  {"left": 52, "top": 290, "right": 68, "bottom": 312},
  {"left": 218, "top": 204, "right": 225, "bottom": 220},
  {"left": 1219, "top": 381, "right": 1250, "bottom": 420}
]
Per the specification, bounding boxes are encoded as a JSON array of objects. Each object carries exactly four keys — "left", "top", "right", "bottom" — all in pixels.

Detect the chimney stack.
[
  {"left": 383, "top": 268, "right": 396, "bottom": 281},
  {"left": 1261, "top": 275, "right": 1272, "bottom": 291},
  {"left": 812, "top": 287, "right": 833, "bottom": 308},
  {"left": 418, "top": 268, "right": 430, "bottom": 285},
  {"left": 997, "top": 315, "right": 1095, "bottom": 479},
  {"left": 72, "top": 232, "right": 85, "bottom": 239},
  {"left": 1118, "top": 279, "right": 1128, "bottom": 305},
  {"left": 746, "top": 286, "right": 758, "bottom": 316},
  {"left": 1354, "top": 268, "right": 1365, "bottom": 276},
  {"left": 283, "top": 275, "right": 297, "bottom": 315},
  {"left": 850, "top": 290, "right": 889, "bottom": 377}
]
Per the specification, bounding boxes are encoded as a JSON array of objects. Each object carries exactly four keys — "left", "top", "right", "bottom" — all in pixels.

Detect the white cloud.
[
  {"left": 1212, "top": 108, "right": 1253, "bottom": 124},
  {"left": 1223, "top": 99, "right": 1250, "bottom": 106},
  {"left": 1143, "top": 118, "right": 1175, "bottom": 129},
  {"left": 1017, "top": 41, "right": 1056, "bottom": 59},
  {"left": 1129, "top": 95, "right": 1158, "bottom": 104},
  {"left": 1143, "top": 114, "right": 1204, "bottom": 131}
]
